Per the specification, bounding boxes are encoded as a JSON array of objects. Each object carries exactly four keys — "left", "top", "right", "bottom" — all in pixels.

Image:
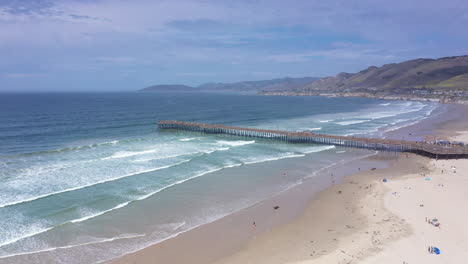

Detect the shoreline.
[
  {"left": 110, "top": 151, "right": 392, "bottom": 264},
  {"left": 259, "top": 92, "right": 468, "bottom": 105},
  {"left": 110, "top": 103, "right": 468, "bottom": 264},
  {"left": 214, "top": 154, "right": 426, "bottom": 264}
]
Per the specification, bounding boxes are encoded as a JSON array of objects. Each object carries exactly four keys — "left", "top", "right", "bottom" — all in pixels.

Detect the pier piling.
[{"left": 158, "top": 120, "right": 468, "bottom": 159}]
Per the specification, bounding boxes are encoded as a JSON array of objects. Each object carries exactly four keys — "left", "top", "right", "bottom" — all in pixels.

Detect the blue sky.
[{"left": 1, "top": 0, "right": 468, "bottom": 92}]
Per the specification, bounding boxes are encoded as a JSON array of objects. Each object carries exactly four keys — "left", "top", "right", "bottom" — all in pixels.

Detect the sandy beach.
[
  {"left": 4, "top": 1, "right": 468, "bottom": 263},
  {"left": 214, "top": 129, "right": 468, "bottom": 264},
  {"left": 112, "top": 104, "right": 468, "bottom": 264}
]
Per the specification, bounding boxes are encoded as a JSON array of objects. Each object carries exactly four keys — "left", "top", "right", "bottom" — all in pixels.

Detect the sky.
[{"left": 1, "top": 0, "right": 468, "bottom": 92}]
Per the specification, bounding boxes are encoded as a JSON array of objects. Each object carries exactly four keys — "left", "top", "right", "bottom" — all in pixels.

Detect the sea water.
[{"left": 0, "top": 92, "right": 439, "bottom": 263}]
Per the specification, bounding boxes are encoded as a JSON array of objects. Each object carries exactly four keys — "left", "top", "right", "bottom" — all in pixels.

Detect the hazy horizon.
[{"left": 1, "top": 0, "right": 468, "bottom": 92}]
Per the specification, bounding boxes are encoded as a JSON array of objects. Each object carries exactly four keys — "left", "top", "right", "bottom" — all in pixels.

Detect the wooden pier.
[{"left": 158, "top": 120, "right": 468, "bottom": 159}]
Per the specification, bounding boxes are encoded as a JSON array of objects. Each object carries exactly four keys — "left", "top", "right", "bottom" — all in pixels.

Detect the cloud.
[
  {"left": 175, "top": 72, "right": 216, "bottom": 77},
  {"left": 1, "top": 0, "right": 468, "bottom": 91},
  {"left": 266, "top": 48, "right": 395, "bottom": 63},
  {"left": 93, "top": 56, "right": 147, "bottom": 65},
  {"left": 2, "top": 73, "right": 48, "bottom": 78}
]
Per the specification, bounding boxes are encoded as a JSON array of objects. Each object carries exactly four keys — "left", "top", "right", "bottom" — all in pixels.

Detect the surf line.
[{"left": 0, "top": 159, "right": 192, "bottom": 209}]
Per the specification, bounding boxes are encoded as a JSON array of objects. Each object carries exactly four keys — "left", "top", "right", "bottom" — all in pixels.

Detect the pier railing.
[{"left": 158, "top": 120, "right": 468, "bottom": 159}]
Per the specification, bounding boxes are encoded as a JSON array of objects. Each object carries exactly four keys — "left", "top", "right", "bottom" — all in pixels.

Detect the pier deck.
[{"left": 158, "top": 120, "right": 468, "bottom": 159}]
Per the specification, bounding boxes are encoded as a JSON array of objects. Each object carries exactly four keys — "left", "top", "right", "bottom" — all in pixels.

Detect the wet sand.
[
  {"left": 111, "top": 103, "right": 468, "bottom": 264},
  {"left": 213, "top": 154, "right": 424, "bottom": 264},
  {"left": 111, "top": 152, "right": 391, "bottom": 264}
]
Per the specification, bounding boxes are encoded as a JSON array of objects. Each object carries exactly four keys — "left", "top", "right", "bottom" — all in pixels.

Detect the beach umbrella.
[{"left": 433, "top": 247, "right": 441, "bottom": 255}]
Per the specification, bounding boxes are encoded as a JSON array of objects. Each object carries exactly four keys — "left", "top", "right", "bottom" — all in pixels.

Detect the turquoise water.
[{"left": 0, "top": 93, "right": 439, "bottom": 263}]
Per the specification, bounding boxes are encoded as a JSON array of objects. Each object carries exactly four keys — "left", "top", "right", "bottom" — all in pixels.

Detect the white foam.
[
  {"left": 216, "top": 140, "right": 255, "bottom": 147},
  {"left": 379, "top": 103, "right": 390, "bottom": 106},
  {"left": 133, "top": 152, "right": 201, "bottom": 163},
  {"left": 203, "top": 147, "right": 230, "bottom": 154},
  {"left": 301, "top": 145, "right": 335, "bottom": 154},
  {"left": 16, "top": 140, "right": 122, "bottom": 157},
  {"left": 336, "top": 150, "right": 346, "bottom": 153},
  {"left": 336, "top": 120, "right": 371, "bottom": 126},
  {"left": 378, "top": 104, "right": 439, "bottom": 135},
  {"left": 179, "top": 138, "right": 196, "bottom": 142},
  {"left": 307, "top": 127, "right": 322, "bottom": 131},
  {"left": 134, "top": 146, "right": 233, "bottom": 163},
  {"left": 223, "top": 162, "right": 243, "bottom": 169},
  {"left": 318, "top": 119, "right": 332, "bottom": 123},
  {"left": 70, "top": 202, "right": 131, "bottom": 224},
  {"left": 94, "top": 151, "right": 384, "bottom": 264},
  {"left": 243, "top": 153, "right": 305, "bottom": 165},
  {"left": 7, "top": 162, "right": 70, "bottom": 179},
  {"left": 93, "top": 213, "right": 244, "bottom": 264},
  {"left": 134, "top": 166, "right": 230, "bottom": 201},
  {"left": 382, "top": 120, "right": 421, "bottom": 133},
  {"left": 101, "top": 149, "right": 157, "bottom": 160},
  {"left": 93, "top": 140, "right": 120, "bottom": 146},
  {"left": 304, "top": 151, "right": 378, "bottom": 180},
  {"left": 363, "top": 103, "right": 426, "bottom": 120},
  {"left": 0, "top": 234, "right": 146, "bottom": 258},
  {"left": 425, "top": 104, "right": 439, "bottom": 116},
  {"left": 0, "top": 159, "right": 192, "bottom": 209},
  {"left": 170, "top": 221, "right": 186, "bottom": 231},
  {"left": 0, "top": 226, "right": 54, "bottom": 248}
]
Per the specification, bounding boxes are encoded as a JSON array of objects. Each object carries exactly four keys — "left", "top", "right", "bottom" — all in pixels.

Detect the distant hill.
[
  {"left": 262, "top": 55, "right": 468, "bottom": 103},
  {"left": 139, "top": 84, "right": 195, "bottom": 92},
  {"left": 197, "top": 77, "right": 319, "bottom": 92},
  {"left": 139, "top": 77, "right": 320, "bottom": 93},
  {"left": 139, "top": 56, "right": 468, "bottom": 103}
]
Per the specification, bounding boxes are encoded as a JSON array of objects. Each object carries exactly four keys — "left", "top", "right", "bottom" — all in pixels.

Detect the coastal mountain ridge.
[
  {"left": 139, "top": 84, "right": 195, "bottom": 92},
  {"left": 197, "top": 77, "right": 319, "bottom": 92},
  {"left": 140, "top": 55, "right": 468, "bottom": 102},
  {"left": 139, "top": 77, "right": 319, "bottom": 92},
  {"left": 264, "top": 55, "right": 468, "bottom": 102}
]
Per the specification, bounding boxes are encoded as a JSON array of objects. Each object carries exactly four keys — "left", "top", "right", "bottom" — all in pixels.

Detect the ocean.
[{"left": 0, "top": 92, "right": 439, "bottom": 263}]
